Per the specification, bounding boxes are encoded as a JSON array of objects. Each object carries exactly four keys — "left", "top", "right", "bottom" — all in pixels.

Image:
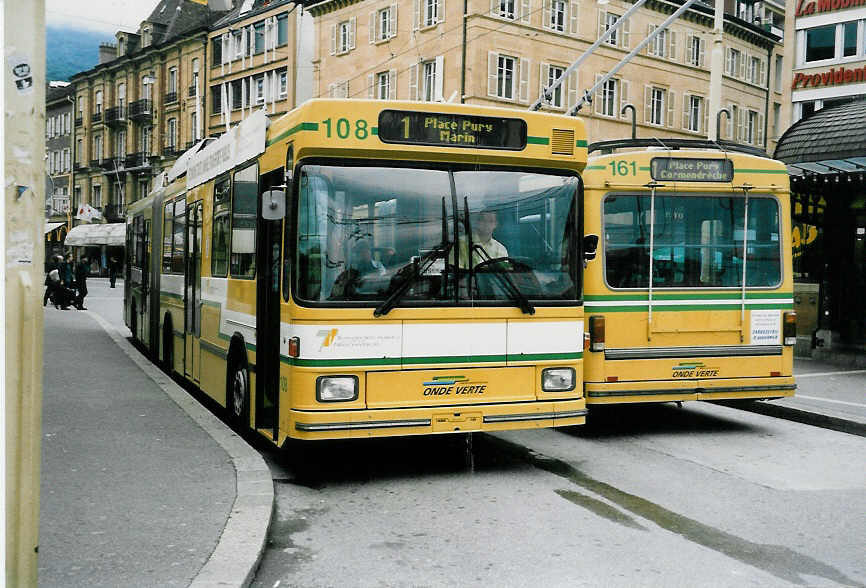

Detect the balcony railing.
[
  {"left": 74, "top": 161, "right": 88, "bottom": 171},
  {"left": 164, "top": 91, "right": 178, "bottom": 104},
  {"left": 125, "top": 152, "right": 152, "bottom": 169},
  {"left": 104, "top": 203, "right": 126, "bottom": 222},
  {"left": 105, "top": 105, "right": 127, "bottom": 126},
  {"left": 188, "top": 85, "right": 197, "bottom": 98},
  {"left": 74, "top": 116, "right": 83, "bottom": 127},
  {"left": 129, "top": 99, "right": 153, "bottom": 121},
  {"left": 91, "top": 111, "right": 103, "bottom": 123},
  {"left": 162, "top": 144, "right": 182, "bottom": 158},
  {"left": 90, "top": 158, "right": 104, "bottom": 168}
]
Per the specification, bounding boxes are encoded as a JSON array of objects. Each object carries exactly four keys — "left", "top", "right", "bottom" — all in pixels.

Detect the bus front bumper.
[
  {"left": 287, "top": 399, "right": 586, "bottom": 441},
  {"left": 585, "top": 376, "right": 796, "bottom": 405}
]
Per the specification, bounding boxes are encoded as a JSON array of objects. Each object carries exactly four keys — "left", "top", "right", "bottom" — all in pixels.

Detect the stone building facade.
[
  {"left": 310, "top": 0, "right": 790, "bottom": 152},
  {"left": 45, "top": 83, "right": 75, "bottom": 257}
]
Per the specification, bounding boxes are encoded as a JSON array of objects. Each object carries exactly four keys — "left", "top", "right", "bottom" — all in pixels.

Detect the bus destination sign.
[
  {"left": 377, "top": 110, "right": 527, "bottom": 150},
  {"left": 650, "top": 157, "right": 734, "bottom": 182}
]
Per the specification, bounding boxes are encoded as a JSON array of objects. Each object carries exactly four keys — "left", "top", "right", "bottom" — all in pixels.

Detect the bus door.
[
  {"left": 140, "top": 219, "right": 151, "bottom": 345},
  {"left": 255, "top": 174, "right": 284, "bottom": 440},
  {"left": 184, "top": 201, "right": 203, "bottom": 384}
]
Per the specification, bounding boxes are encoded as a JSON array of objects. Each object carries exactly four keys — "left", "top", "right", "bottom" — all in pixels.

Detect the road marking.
[
  {"left": 795, "top": 395, "right": 866, "bottom": 408},
  {"left": 795, "top": 370, "right": 866, "bottom": 378}
]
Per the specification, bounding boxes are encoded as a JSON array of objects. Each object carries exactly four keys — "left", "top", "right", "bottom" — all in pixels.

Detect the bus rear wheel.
[
  {"left": 162, "top": 318, "right": 173, "bottom": 375},
  {"left": 228, "top": 360, "right": 249, "bottom": 429}
]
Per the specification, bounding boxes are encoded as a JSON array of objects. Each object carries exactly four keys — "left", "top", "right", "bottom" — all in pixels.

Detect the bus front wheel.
[{"left": 228, "top": 359, "right": 249, "bottom": 429}]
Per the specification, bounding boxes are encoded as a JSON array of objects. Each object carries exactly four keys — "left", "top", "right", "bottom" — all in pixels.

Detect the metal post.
[
  {"left": 621, "top": 104, "right": 637, "bottom": 139},
  {"left": 708, "top": 0, "right": 725, "bottom": 140},
  {"left": 4, "top": 0, "right": 46, "bottom": 583}
]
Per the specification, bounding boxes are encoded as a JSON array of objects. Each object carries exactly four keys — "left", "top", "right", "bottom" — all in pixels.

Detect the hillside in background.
[{"left": 46, "top": 26, "right": 113, "bottom": 82}]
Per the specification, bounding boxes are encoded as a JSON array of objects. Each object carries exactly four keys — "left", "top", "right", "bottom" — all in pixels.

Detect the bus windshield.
[{"left": 295, "top": 163, "right": 580, "bottom": 306}]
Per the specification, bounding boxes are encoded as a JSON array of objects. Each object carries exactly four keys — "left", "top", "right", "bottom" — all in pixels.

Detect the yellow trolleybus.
[
  {"left": 126, "top": 99, "right": 590, "bottom": 446},
  {"left": 581, "top": 138, "right": 796, "bottom": 405}
]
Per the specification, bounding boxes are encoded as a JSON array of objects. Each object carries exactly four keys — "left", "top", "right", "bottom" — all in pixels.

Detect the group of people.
[{"left": 43, "top": 253, "right": 89, "bottom": 311}]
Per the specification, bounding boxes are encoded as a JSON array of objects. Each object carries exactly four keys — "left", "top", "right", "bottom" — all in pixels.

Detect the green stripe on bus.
[
  {"left": 372, "top": 127, "right": 378, "bottom": 136},
  {"left": 585, "top": 292, "right": 792, "bottom": 301},
  {"left": 282, "top": 351, "right": 581, "bottom": 367},
  {"left": 584, "top": 303, "right": 793, "bottom": 312},
  {"left": 266, "top": 122, "right": 319, "bottom": 146},
  {"left": 576, "top": 140, "right": 587, "bottom": 148},
  {"left": 527, "top": 136, "right": 549, "bottom": 145},
  {"left": 586, "top": 165, "right": 606, "bottom": 170},
  {"left": 735, "top": 169, "right": 788, "bottom": 174}
]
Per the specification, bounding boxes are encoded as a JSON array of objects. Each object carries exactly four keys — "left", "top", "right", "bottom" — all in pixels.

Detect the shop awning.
[
  {"left": 45, "top": 221, "right": 65, "bottom": 234},
  {"left": 64, "top": 223, "right": 126, "bottom": 247}
]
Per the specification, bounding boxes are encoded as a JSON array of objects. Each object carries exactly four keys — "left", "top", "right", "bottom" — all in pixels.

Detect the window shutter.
[
  {"left": 539, "top": 62, "right": 549, "bottom": 103},
  {"left": 488, "top": 52, "right": 499, "bottom": 97},
  {"left": 350, "top": 16, "right": 356, "bottom": 50},
  {"left": 370, "top": 11, "right": 376, "bottom": 43},
  {"left": 567, "top": 70, "right": 578, "bottom": 109},
  {"left": 569, "top": 1, "right": 579, "bottom": 35},
  {"left": 518, "top": 57, "right": 530, "bottom": 103},
  {"left": 434, "top": 55, "right": 445, "bottom": 101},
  {"left": 757, "top": 113, "right": 764, "bottom": 146},
  {"left": 668, "top": 31, "right": 677, "bottom": 62},
  {"left": 682, "top": 93, "right": 690, "bottom": 130},
  {"left": 667, "top": 90, "right": 675, "bottom": 128},
  {"left": 490, "top": 0, "right": 499, "bottom": 14},
  {"left": 389, "top": 70, "right": 397, "bottom": 99},
  {"left": 390, "top": 5, "right": 398, "bottom": 37},
  {"left": 699, "top": 38, "right": 706, "bottom": 68},
  {"left": 621, "top": 16, "right": 630, "bottom": 48},
  {"left": 330, "top": 24, "right": 336, "bottom": 55},
  {"left": 726, "top": 104, "right": 733, "bottom": 138},
  {"left": 725, "top": 48, "right": 732, "bottom": 75},
  {"left": 644, "top": 85, "right": 652, "bottom": 123},
  {"left": 703, "top": 99, "right": 709, "bottom": 136},
  {"left": 646, "top": 25, "right": 654, "bottom": 55},
  {"left": 594, "top": 73, "right": 603, "bottom": 115},
  {"left": 737, "top": 106, "right": 744, "bottom": 141},
  {"left": 739, "top": 52, "right": 746, "bottom": 79},
  {"left": 328, "top": 82, "right": 335, "bottom": 98},
  {"left": 437, "top": 0, "right": 444, "bottom": 23},
  {"left": 597, "top": 10, "right": 605, "bottom": 38},
  {"left": 542, "top": 0, "right": 551, "bottom": 29},
  {"left": 760, "top": 58, "right": 766, "bottom": 87},
  {"left": 368, "top": 73, "right": 375, "bottom": 98},
  {"left": 684, "top": 34, "right": 692, "bottom": 63},
  {"left": 520, "top": 0, "right": 530, "bottom": 23},
  {"left": 413, "top": 0, "right": 420, "bottom": 30},
  {"left": 409, "top": 63, "right": 419, "bottom": 100},
  {"left": 619, "top": 79, "right": 630, "bottom": 119}
]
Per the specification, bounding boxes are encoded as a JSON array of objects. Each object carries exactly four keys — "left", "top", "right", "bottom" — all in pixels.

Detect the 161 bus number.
[
  {"left": 609, "top": 160, "right": 637, "bottom": 176},
  {"left": 322, "top": 117, "right": 370, "bottom": 140}
]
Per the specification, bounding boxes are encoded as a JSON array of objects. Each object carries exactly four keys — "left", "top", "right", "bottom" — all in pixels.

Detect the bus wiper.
[
  {"left": 374, "top": 198, "right": 452, "bottom": 318},
  {"left": 472, "top": 245, "right": 535, "bottom": 315}
]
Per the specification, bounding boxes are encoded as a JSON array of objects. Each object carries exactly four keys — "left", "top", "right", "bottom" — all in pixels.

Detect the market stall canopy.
[
  {"left": 64, "top": 223, "right": 126, "bottom": 247},
  {"left": 45, "top": 221, "right": 65, "bottom": 234}
]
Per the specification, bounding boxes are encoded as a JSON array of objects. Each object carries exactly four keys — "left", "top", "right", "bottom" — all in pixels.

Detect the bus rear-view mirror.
[{"left": 261, "top": 189, "right": 285, "bottom": 220}]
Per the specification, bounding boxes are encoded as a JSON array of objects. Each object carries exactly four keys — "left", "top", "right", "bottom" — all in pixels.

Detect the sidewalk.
[{"left": 39, "top": 285, "right": 272, "bottom": 587}]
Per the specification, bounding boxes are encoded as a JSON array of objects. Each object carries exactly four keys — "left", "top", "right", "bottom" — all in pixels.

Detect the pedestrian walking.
[
  {"left": 61, "top": 253, "right": 74, "bottom": 287},
  {"left": 109, "top": 255, "right": 119, "bottom": 288},
  {"left": 74, "top": 256, "right": 90, "bottom": 310},
  {"left": 43, "top": 255, "right": 63, "bottom": 308}
]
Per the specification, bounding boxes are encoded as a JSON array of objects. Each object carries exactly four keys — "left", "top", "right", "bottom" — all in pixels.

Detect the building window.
[
  {"left": 726, "top": 48, "right": 742, "bottom": 77},
  {"left": 95, "top": 90, "right": 103, "bottom": 114},
  {"left": 334, "top": 18, "right": 356, "bottom": 54},
  {"left": 424, "top": 0, "right": 440, "bottom": 27},
  {"left": 497, "top": 0, "right": 516, "bottom": 20},
  {"left": 843, "top": 21, "right": 858, "bottom": 57},
  {"left": 773, "top": 102, "right": 781, "bottom": 139},
  {"left": 748, "top": 56, "right": 762, "bottom": 85},
  {"left": 168, "top": 67, "right": 177, "bottom": 93},
  {"left": 139, "top": 179, "right": 149, "bottom": 201},
  {"left": 191, "top": 112, "right": 198, "bottom": 142},
  {"left": 92, "top": 184, "right": 102, "bottom": 208},
  {"left": 550, "top": 0, "right": 566, "bottom": 32},
  {"left": 192, "top": 58, "right": 200, "bottom": 91},
  {"left": 422, "top": 59, "right": 438, "bottom": 101},
  {"left": 277, "top": 13, "right": 288, "bottom": 45},
  {"left": 76, "top": 139, "right": 82, "bottom": 164},
  {"left": 375, "top": 6, "right": 396, "bottom": 40},
  {"left": 774, "top": 55, "right": 783, "bottom": 91},
  {"left": 649, "top": 87, "right": 665, "bottom": 126},
  {"left": 649, "top": 26, "right": 667, "bottom": 58},
  {"left": 495, "top": 55, "right": 515, "bottom": 100},
  {"left": 114, "top": 130, "right": 126, "bottom": 158},
  {"left": 141, "top": 76, "right": 152, "bottom": 100},
  {"left": 376, "top": 71, "right": 390, "bottom": 99},
  {"left": 279, "top": 71, "right": 288, "bottom": 98},
  {"left": 686, "top": 95, "right": 702, "bottom": 132},
  {"left": 805, "top": 25, "right": 835, "bottom": 62},
  {"left": 117, "top": 82, "right": 126, "bottom": 108},
  {"left": 140, "top": 126, "right": 152, "bottom": 153},
  {"left": 142, "top": 27, "right": 151, "bottom": 47},
  {"left": 600, "top": 78, "right": 617, "bottom": 117},
  {"left": 547, "top": 65, "right": 564, "bottom": 108},
  {"left": 254, "top": 76, "right": 265, "bottom": 104},
  {"left": 93, "top": 135, "right": 103, "bottom": 160},
  {"left": 604, "top": 12, "right": 619, "bottom": 46},
  {"left": 687, "top": 35, "right": 703, "bottom": 67},
  {"left": 167, "top": 118, "right": 177, "bottom": 149}
]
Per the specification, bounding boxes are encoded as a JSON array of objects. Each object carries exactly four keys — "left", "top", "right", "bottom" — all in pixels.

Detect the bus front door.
[
  {"left": 255, "top": 213, "right": 281, "bottom": 441},
  {"left": 184, "top": 202, "right": 203, "bottom": 384}
]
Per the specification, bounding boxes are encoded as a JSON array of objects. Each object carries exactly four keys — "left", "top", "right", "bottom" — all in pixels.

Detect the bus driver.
[{"left": 458, "top": 210, "right": 508, "bottom": 267}]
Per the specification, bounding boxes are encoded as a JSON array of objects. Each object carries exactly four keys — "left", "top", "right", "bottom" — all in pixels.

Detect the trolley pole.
[
  {"left": 708, "top": 0, "right": 725, "bottom": 140},
  {"left": 4, "top": 0, "right": 46, "bottom": 584}
]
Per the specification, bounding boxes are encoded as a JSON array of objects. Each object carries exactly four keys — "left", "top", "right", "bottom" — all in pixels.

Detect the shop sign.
[
  {"left": 796, "top": 0, "right": 866, "bottom": 17},
  {"left": 792, "top": 65, "right": 866, "bottom": 89}
]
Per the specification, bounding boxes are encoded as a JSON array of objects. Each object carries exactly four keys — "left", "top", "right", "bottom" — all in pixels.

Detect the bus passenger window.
[
  {"left": 231, "top": 163, "right": 258, "bottom": 279},
  {"left": 162, "top": 202, "right": 173, "bottom": 273},
  {"left": 171, "top": 199, "right": 185, "bottom": 274},
  {"left": 212, "top": 176, "right": 231, "bottom": 277}
]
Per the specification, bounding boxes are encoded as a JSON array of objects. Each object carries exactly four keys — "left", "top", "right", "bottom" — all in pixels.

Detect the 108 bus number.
[{"left": 322, "top": 117, "right": 370, "bottom": 140}]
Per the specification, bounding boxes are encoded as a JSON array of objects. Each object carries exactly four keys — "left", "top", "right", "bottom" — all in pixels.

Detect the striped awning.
[{"left": 64, "top": 223, "right": 126, "bottom": 246}]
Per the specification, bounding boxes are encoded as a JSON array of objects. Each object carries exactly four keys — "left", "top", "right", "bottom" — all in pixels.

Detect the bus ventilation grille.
[{"left": 551, "top": 129, "right": 575, "bottom": 155}]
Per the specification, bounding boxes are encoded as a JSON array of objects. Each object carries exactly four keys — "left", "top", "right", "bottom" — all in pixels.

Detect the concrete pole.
[
  {"left": 708, "top": 0, "right": 725, "bottom": 140},
  {"left": 4, "top": 0, "right": 46, "bottom": 584}
]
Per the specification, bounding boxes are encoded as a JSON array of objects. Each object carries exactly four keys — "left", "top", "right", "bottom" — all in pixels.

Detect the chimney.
[{"left": 98, "top": 42, "right": 117, "bottom": 64}]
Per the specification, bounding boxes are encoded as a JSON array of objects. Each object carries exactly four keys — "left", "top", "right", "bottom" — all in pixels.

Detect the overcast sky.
[{"left": 46, "top": 0, "right": 155, "bottom": 32}]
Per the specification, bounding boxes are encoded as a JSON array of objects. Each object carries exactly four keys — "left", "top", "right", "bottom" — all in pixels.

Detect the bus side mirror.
[
  {"left": 584, "top": 234, "right": 599, "bottom": 261},
  {"left": 262, "top": 189, "right": 286, "bottom": 220}
]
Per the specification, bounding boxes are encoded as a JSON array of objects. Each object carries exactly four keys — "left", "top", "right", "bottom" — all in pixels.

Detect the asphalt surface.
[
  {"left": 36, "top": 278, "right": 864, "bottom": 586},
  {"left": 38, "top": 278, "right": 272, "bottom": 587}
]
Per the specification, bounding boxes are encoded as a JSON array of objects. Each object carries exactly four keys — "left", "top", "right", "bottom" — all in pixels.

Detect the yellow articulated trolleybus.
[
  {"left": 581, "top": 138, "right": 797, "bottom": 406},
  {"left": 125, "top": 99, "right": 591, "bottom": 446}
]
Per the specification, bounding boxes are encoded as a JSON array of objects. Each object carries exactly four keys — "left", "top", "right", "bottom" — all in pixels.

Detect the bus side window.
[
  {"left": 212, "top": 176, "right": 231, "bottom": 277},
  {"left": 162, "top": 201, "right": 173, "bottom": 273},
  {"left": 231, "top": 163, "right": 258, "bottom": 279}
]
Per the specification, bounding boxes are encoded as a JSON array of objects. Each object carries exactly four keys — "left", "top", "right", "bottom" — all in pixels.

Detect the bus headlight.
[
  {"left": 316, "top": 376, "right": 359, "bottom": 402},
  {"left": 542, "top": 368, "right": 575, "bottom": 392}
]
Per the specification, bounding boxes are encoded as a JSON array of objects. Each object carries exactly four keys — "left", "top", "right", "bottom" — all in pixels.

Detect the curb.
[
  {"left": 718, "top": 399, "right": 866, "bottom": 438},
  {"left": 86, "top": 311, "right": 274, "bottom": 588}
]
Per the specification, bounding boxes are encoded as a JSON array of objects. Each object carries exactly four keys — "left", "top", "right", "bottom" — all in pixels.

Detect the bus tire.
[
  {"left": 162, "top": 316, "right": 174, "bottom": 375},
  {"left": 130, "top": 300, "right": 138, "bottom": 342},
  {"left": 227, "top": 348, "right": 249, "bottom": 429}
]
